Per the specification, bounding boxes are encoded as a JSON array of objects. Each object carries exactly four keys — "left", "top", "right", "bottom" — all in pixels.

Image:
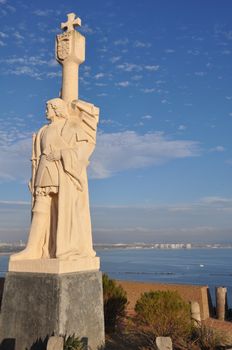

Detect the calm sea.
[{"left": 1, "top": 248, "right": 232, "bottom": 306}]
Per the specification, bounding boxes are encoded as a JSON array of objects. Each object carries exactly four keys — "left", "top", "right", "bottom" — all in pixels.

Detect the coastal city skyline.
[{"left": 0, "top": 0, "right": 232, "bottom": 243}]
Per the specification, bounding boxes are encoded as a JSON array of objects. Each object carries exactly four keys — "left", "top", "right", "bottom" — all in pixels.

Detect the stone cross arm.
[{"left": 61, "top": 12, "right": 81, "bottom": 32}]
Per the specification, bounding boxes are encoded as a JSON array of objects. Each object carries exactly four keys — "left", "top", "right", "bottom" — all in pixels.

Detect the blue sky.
[{"left": 0, "top": 0, "right": 232, "bottom": 243}]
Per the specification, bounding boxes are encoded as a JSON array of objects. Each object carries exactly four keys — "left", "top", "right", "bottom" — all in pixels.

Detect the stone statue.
[
  {"left": 10, "top": 13, "right": 100, "bottom": 264},
  {"left": 1, "top": 14, "right": 104, "bottom": 350}
]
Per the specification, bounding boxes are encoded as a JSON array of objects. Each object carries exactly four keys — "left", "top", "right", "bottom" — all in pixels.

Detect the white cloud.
[
  {"left": 161, "top": 99, "right": 169, "bottom": 104},
  {"left": 46, "top": 71, "right": 62, "bottom": 78},
  {"left": 4, "top": 66, "right": 42, "bottom": 79},
  {"left": 134, "top": 41, "right": 151, "bottom": 48},
  {"left": 164, "top": 49, "right": 175, "bottom": 53},
  {"left": 187, "top": 49, "right": 200, "bottom": 56},
  {"left": 0, "top": 129, "right": 200, "bottom": 183},
  {"left": 94, "top": 73, "right": 105, "bottom": 79},
  {"left": 114, "top": 38, "right": 129, "bottom": 46},
  {"left": 131, "top": 75, "right": 143, "bottom": 81},
  {"left": 0, "top": 55, "right": 60, "bottom": 79},
  {"left": 141, "top": 88, "right": 156, "bottom": 93},
  {"left": 33, "top": 9, "right": 50, "bottom": 16},
  {"left": 110, "top": 56, "right": 121, "bottom": 63},
  {"left": 144, "top": 65, "right": 160, "bottom": 71},
  {"left": 200, "top": 196, "right": 232, "bottom": 206},
  {"left": 141, "top": 115, "right": 152, "bottom": 120},
  {"left": 47, "top": 59, "right": 58, "bottom": 67},
  {"left": 178, "top": 125, "right": 187, "bottom": 131},
  {"left": 0, "top": 31, "right": 8, "bottom": 38},
  {"left": 13, "top": 31, "right": 24, "bottom": 40},
  {"left": 95, "top": 83, "right": 107, "bottom": 87},
  {"left": 194, "top": 71, "right": 207, "bottom": 77},
  {"left": 0, "top": 200, "right": 30, "bottom": 205},
  {"left": 210, "top": 146, "right": 225, "bottom": 152},
  {"left": 117, "top": 62, "right": 142, "bottom": 72},
  {"left": 89, "top": 131, "right": 200, "bottom": 179},
  {"left": 80, "top": 24, "right": 94, "bottom": 34},
  {"left": 1, "top": 56, "right": 46, "bottom": 66},
  {"left": 115, "top": 81, "right": 130, "bottom": 87},
  {"left": 0, "top": 137, "right": 32, "bottom": 182},
  {"left": 222, "top": 50, "right": 231, "bottom": 55},
  {"left": 97, "top": 93, "right": 108, "bottom": 97}
]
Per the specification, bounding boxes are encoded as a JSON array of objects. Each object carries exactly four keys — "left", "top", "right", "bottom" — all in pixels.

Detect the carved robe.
[{"left": 32, "top": 100, "right": 99, "bottom": 259}]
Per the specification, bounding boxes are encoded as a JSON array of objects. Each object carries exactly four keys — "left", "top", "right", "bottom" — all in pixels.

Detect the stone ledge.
[{"left": 8, "top": 256, "right": 100, "bottom": 274}]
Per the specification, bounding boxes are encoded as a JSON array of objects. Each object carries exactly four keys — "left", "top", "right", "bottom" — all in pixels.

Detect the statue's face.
[{"left": 46, "top": 103, "right": 57, "bottom": 121}]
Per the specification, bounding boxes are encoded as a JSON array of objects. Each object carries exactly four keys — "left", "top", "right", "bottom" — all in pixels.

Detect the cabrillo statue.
[
  {"left": 10, "top": 12, "right": 100, "bottom": 268},
  {"left": 1, "top": 13, "right": 104, "bottom": 350}
]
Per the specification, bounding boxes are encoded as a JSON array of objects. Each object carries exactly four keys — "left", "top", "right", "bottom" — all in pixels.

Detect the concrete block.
[
  {"left": 47, "top": 336, "right": 63, "bottom": 350},
  {"left": 0, "top": 271, "right": 104, "bottom": 350},
  {"left": 156, "top": 336, "right": 173, "bottom": 350}
]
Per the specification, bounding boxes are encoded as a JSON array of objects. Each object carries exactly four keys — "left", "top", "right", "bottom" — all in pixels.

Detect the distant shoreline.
[{"left": 1, "top": 244, "right": 232, "bottom": 255}]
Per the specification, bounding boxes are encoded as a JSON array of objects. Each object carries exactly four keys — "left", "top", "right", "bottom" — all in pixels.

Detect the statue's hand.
[{"left": 46, "top": 150, "right": 61, "bottom": 162}]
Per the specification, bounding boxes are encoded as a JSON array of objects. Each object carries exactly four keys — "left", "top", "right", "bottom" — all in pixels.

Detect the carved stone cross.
[
  {"left": 57, "top": 12, "right": 85, "bottom": 103},
  {"left": 61, "top": 12, "right": 81, "bottom": 32}
]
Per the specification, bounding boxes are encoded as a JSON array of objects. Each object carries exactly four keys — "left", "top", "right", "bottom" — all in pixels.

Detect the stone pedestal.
[{"left": 0, "top": 271, "right": 104, "bottom": 350}]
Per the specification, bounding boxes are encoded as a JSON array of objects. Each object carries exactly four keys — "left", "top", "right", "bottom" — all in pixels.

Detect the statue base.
[
  {"left": 0, "top": 271, "right": 104, "bottom": 350},
  {"left": 9, "top": 256, "right": 100, "bottom": 274}
]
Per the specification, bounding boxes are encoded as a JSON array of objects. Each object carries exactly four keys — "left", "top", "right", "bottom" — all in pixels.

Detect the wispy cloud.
[
  {"left": 13, "top": 31, "right": 24, "bottom": 41},
  {"left": 0, "top": 55, "right": 60, "bottom": 79},
  {"left": 141, "top": 88, "right": 156, "bottom": 93},
  {"left": 90, "top": 131, "right": 200, "bottom": 179},
  {"left": 80, "top": 24, "right": 94, "bottom": 34},
  {"left": 178, "top": 125, "right": 187, "bottom": 131},
  {"left": 117, "top": 62, "right": 142, "bottom": 72},
  {"left": 0, "top": 137, "right": 32, "bottom": 182},
  {"left": 194, "top": 71, "right": 207, "bottom": 77},
  {"left": 200, "top": 196, "right": 232, "bottom": 206},
  {"left": 94, "top": 73, "right": 105, "bottom": 79},
  {"left": 110, "top": 56, "right": 121, "bottom": 63},
  {"left": 115, "top": 81, "right": 130, "bottom": 87},
  {"left": 134, "top": 40, "right": 151, "bottom": 48},
  {"left": 141, "top": 115, "right": 152, "bottom": 120},
  {"left": 144, "top": 65, "right": 160, "bottom": 71},
  {"left": 0, "top": 200, "right": 30, "bottom": 205},
  {"left": 210, "top": 146, "right": 225, "bottom": 153},
  {"left": 114, "top": 38, "right": 129, "bottom": 46},
  {"left": 187, "top": 49, "right": 200, "bottom": 56},
  {"left": 164, "top": 49, "right": 175, "bottom": 53},
  {"left": 0, "top": 31, "right": 8, "bottom": 38},
  {"left": 33, "top": 9, "right": 52, "bottom": 16}
]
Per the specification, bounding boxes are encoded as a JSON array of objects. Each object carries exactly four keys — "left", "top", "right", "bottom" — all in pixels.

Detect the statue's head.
[{"left": 46, "top": 98, "right": 68, "bottom": 121}]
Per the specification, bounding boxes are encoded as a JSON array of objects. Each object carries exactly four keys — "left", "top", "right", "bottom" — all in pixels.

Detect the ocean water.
[{"left": 1, "top": 248, "right": 232, "bottom": 306}]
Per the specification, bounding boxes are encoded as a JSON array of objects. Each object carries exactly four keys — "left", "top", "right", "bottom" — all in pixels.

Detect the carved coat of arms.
[{"left": 56, "top": 32, "right": 71, "bottom": 60}]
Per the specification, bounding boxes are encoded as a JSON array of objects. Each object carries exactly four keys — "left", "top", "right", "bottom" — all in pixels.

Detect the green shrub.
[
  {"left": 64, "top": 334, "right": 85, "bottom": 350},
  {"left": 102, "top": 273, "right": 128, "bottom": 333},
  {"left": 135, "top": 290, "right": 192, "bottom": 343}
]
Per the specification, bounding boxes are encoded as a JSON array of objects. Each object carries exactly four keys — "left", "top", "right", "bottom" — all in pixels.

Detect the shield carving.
[{"left": 57, "top": 32, "right": 71, "bottom": 60}]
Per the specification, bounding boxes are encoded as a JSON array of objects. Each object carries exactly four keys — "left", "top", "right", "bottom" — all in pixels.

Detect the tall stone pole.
[
  {"left": 56, "top": 13, "right": 85, "bottom": 103},
  {"left": 216, "top": 286, "right": 227, "bottom": 320}
]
